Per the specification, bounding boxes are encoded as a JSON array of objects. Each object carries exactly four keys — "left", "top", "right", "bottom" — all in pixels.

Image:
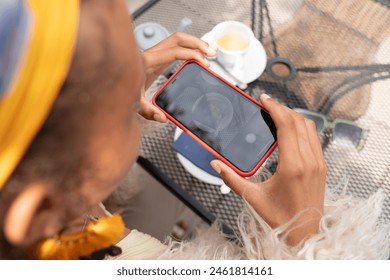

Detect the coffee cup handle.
[{"left": 217, "top": 53, "right": 245, "bottom": 70}]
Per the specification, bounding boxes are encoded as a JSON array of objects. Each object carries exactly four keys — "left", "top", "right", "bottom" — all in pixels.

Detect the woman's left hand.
[
  {"left": 138, "top": 32, "right": 217, "bottom": 123},
  {"left": 210, "top": 95, "right": 327, "bottom": 246}
]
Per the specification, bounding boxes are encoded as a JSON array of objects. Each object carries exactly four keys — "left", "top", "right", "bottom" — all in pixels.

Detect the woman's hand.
[
  {"left": 211, "top": 95, "right": 327, "bottom": 245},
  {"left": 142, "top": 32, "right": 217, "bottom": 88},
  {"left": 138, "top": 32, "right": 217, "bottom": 123}
]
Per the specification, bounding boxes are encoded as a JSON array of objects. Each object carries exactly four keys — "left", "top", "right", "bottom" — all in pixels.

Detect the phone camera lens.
[{"left": 245, "top": 133, "right": 256, "bottom": 144}]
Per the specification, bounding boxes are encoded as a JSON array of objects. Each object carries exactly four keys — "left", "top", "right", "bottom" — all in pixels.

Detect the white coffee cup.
[{"left": 211, "top": 21, "right": 254, "bottom": 69}]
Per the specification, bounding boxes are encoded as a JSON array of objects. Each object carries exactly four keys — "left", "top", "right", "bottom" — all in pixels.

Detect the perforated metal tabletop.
[{"left": 134, "top": 0, "right": 390, "bottom": 235}]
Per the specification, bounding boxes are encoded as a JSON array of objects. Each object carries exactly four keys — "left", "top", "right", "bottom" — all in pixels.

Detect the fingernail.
[
  {"left": 261, "top": 93, "right": 271, "bottom": 100},
  {"left": 206, "top": 46, "right": 217, "bottom": 56},
  {"left": 203, "top": 57, "right": 211, "bottom": 66},
  {"left": 210, "top": 161, "right": 221, "bottom": 174}
]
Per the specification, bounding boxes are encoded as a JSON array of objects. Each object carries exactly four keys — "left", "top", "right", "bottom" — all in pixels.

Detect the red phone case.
[{"left": 152, "top": 59, "right": 278, "bottom": 177}]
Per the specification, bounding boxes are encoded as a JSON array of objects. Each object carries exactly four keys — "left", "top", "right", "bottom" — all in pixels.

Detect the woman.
[{"left": 0, "top": 0, "right": 388, "bottom": 260}]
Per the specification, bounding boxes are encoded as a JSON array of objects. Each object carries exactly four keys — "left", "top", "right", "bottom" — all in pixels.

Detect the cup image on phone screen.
[{"left": 153, "top": 60, "right": 277, "bottom": 177}]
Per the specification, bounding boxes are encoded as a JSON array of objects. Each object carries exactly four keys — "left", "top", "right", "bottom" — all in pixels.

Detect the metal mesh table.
[{"left": 134, "top": 0, "right": 390, "bottom": 235}]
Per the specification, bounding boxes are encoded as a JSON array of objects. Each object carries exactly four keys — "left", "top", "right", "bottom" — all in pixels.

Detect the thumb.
[
  {"left": 210, "top": 160, "right": 255, "bottom": 197},
  {"left": 139, "top": 97, "right": 167, "bottom": 123}
]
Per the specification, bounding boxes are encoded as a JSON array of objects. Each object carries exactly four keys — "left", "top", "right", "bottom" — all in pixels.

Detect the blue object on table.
[{"left": 171, "top": 132, "right": 220, "bottom": 178}]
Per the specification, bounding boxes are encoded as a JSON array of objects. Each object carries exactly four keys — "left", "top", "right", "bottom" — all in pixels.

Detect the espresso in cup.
[
  {"left": 217, "top": 33, "right": 248, "bottom": 51},
  {"left": 212, "top": 21, "right": 254, "bottom": 69}
]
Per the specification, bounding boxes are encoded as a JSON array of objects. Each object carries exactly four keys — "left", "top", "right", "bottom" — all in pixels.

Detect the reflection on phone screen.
[{"left": 156, "top": 62, "right": 276, "bottom": 173}]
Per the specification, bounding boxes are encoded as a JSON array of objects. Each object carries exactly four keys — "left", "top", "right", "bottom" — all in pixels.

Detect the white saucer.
[
  {"left": 201, "top": 31, "right": 267, "bottom": 85},
  {"left": 174, "top": 128, "right": 224, "bottom": 186}
]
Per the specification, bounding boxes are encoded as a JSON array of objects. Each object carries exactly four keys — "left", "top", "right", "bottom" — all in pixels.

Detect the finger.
[
  {"left": 210, "top": 160, "right": 257, "bottom": 197},
  {"left": 292, "top": 112, "right": 317, "bottom": 164},
  {"left": 138, "top": 97, "right": 167, "bottom": 123},
  {"left": 174, "top": 32, "right": 217, "bottom": 57},
  {"left": 259, "top": 94, "right": 300, "bottom": 164},
  {"left": 151, "top": 32, "right": 217, "bottom": 57},
  {"left": 147, "top": 46, "right": 210, "bottom": 68},
  {"left": 211, "top": 160, "right": 271, "bottom": 215},
  {"left": 259, "top": 94, "right": 293, "bottom": 130},
  {"left": 305, "top": 118, "right": 326, "bottom": 167}
]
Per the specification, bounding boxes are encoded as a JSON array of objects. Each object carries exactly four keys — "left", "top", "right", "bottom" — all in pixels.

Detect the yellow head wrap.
[{"left": 0, "top": 0, "right": 80, "bottom": 189}]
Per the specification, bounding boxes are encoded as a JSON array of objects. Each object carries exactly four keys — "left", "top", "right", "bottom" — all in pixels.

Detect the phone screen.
[{"left": 155, "top": 62, "right": 277, "bottom": 173}]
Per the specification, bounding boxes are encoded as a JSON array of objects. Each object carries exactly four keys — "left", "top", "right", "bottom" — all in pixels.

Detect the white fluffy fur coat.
[
  {"left": 105, "top": 169, "right": 390, "bottom": 260},
  {"left": 157, "top": 187, "right": 390, "bottom": 260}
]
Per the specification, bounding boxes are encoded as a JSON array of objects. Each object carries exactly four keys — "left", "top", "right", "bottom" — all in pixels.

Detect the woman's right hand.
[{"left": 211, "top": 94, "right": 327, "bottom": 245}]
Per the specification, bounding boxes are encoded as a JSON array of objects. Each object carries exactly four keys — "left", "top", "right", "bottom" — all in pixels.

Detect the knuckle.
[
  {"left": 290, "top": 109, "right": 302, "bottom": 119},
  {"left": 294, "top": 114, "right": 306, "bottom": 125},
  {"left": 319, "top": 161, "right": 328, "bottom": 176},
  {"left": 169, "top": 32, "right": 179, "bottom": 39},
  {"left": 307, "top": 161, "right": 320, "bottom": 174},
  {"left": 172, "top": 31, "right": 185, "bottom": 40},
  {"left": 279, "top": 115, "right": 295, "bottom": 129},
  {"left": 221, "top": 174, "right": 234, "bottom": 188},
  {"left": 289, "top": 164, "right": 305, "bottom": 178},
  {"left": 219, "top": 170, "right": 244, "bottom": 190},
  {"left": 308, "top": 159, "right": 327, "bottom": 177},
  {"left": 305, "top": 119, "right": 317, "bottom": 130}
]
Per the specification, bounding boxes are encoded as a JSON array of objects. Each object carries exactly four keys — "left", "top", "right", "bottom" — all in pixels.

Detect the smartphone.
[{"left": 153, "top": 60, "right": 277, "bottom": 177}]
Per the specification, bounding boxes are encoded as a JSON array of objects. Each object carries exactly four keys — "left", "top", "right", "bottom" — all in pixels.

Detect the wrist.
[{"left": 283, "top": 210, "right": 322, "bottom": 246}]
